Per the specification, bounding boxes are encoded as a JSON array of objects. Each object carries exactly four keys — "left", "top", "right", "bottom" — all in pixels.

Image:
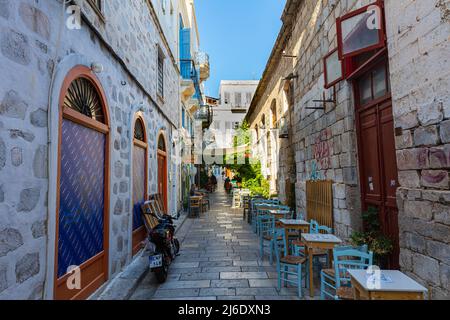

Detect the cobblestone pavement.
[{"left": 130, "top": 186, "right": 320, "bottom": 300}]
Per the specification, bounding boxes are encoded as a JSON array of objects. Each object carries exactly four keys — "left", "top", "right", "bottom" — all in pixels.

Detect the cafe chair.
[
  {"left": 243, "top": 196, "right": 250, "bottom": 221},
  {"left": 258, "top": 214, "right": 277, "bottom": 264},
  {"left": 273, "top": 228, "right": 309, "bottom": 298},
  {"left": 189, "top": 197, "right": 201, "bottom": 218},
  {"left": 320, "top": 246, "right": 373, "bottom": 300}
]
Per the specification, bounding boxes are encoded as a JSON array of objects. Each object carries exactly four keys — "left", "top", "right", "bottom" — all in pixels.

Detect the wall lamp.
[
  {"left": 283, "top": 73, "right": 299, "bottom": 81},
  {"left": 91, "top": 62, "right": 104, "bottom": 73}
]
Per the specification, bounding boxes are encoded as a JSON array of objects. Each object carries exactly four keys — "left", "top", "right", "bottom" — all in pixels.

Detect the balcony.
[
  {"left": 194, "top": 104, "right": 213, "bottom": 130},
  {"left": 181, "top": 58, "right": 204, "bottom": 104},
  {"left": 196, "top": 52, "right": 210, "bottom": 82}
]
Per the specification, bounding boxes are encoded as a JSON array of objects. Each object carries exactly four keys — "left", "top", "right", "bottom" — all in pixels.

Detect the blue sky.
[{"left": 196, "top": 0, "right": 287, "bottom": 98}]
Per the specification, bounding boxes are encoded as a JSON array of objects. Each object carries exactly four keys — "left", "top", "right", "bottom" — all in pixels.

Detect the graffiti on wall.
[{"left": 309, "top": 128, "right": 332, "bottom": 180}]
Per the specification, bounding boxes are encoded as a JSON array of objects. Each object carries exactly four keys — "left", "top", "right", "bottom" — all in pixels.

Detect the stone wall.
[
  {"left": 385, "top": 0, "right": 450, "bottom": 299},
  {"left": 290, "top": 0, "right": 376, "bottom": 238},
  {"left": 0, "top": 0, "right": 181, "bottom": 299}
]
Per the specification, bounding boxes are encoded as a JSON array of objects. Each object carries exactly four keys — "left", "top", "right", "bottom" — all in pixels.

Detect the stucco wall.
[{"left": 0, "top": 0, "right": 180, "bottom": 299}]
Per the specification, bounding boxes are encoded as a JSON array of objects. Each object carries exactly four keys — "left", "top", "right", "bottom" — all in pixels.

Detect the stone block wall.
[
  {"left": 385, "top": 0, "right": 450, "bottom": 299},
  {"left": 290, "top": 0, "right": 376, "bottom": 238},
  {"left": 0, "top": 0, "right": 181, "bottom": 299}
]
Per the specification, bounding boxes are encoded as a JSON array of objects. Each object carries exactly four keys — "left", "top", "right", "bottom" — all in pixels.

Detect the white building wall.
[{"left": 211, "top": 81, "right": 259, "bottom": 149}]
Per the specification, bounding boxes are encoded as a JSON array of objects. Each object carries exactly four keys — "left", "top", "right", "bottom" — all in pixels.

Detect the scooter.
[{"left": 142, "top": 211, "right": 180, "bottom": 283}]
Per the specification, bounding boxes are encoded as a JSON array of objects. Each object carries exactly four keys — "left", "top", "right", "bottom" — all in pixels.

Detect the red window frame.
[
  {"left": 336, "top": 1, "right": 386, "bottom": 60},
  {"left": 323, "top": 48, "right": 345, "bottom": 89}
]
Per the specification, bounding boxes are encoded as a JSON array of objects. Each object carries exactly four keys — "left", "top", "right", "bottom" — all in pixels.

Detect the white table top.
[
  {"left": 279, "top": 219, "right": 309, "bottom": 226},
  {"left": 301, "top": 233, "right": 342, "bottom": 243},
  {"left": 268, "top": 209, "right": 290, "bottom": 214},
  {"left": 348, "top": 270, "right": 428, "bottom": 293}
]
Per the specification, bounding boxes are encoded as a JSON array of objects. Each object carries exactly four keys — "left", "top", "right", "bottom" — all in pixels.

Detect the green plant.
[
  {"left": 222, "top": 121, "right": 271, "bottom": 198},
  {"left": 350, "top": 206, "right": 394, "bottom": 263}
]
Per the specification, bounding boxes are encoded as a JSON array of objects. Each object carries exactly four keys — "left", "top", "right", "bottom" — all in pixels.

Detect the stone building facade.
[
  {"left": 246, "top": 0, "right": 449, "bottom": 299},
  {"left": 0, "top": 0, "right": 199, "bottom": 299}
]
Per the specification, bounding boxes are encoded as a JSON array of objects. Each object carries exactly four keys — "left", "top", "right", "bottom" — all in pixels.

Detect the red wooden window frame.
[
  {"left": 323, "top": 48, "right": 345, "bottom": 89},
  {"left": 336, "top": 1, "right": 386, "bottom": 60}
]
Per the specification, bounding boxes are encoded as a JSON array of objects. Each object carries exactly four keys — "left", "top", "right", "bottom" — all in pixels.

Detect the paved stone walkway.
[{"left": 130, "top": 186, "right": 320, "bottom": 300}]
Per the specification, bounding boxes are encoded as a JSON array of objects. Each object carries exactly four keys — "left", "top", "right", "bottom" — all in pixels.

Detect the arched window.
[
  {"left": 63, "top": 77, "right": 105, "bottom": 123},
  {"left": 271, "top": 100, "right": 277, "bottom": 129},
  {"left": 134, "top": 118, "right": 145, "bottom": 141},
  {"left": 158, "top": 134, "right": 166, "bottom": 152}
]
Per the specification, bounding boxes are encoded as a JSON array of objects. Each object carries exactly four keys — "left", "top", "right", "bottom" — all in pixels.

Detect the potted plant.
[{"left": 350, "top": 206, "right": 394, "bottom": 267}]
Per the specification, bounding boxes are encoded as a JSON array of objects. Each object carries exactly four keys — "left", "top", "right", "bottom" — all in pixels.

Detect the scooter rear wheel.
[
  {"left": 154, "top": 264, "right": 168, "bottom": 283},
  {"left": 174, "top": 238, "right": 180, "bottom": 255}
]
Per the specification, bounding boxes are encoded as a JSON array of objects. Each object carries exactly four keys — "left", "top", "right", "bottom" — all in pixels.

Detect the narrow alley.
[
  {"left": 0, "top": 0, "right": 448, "bottom": 304},
  {"left": 129, "top": 183, "right": 314, "bottom": 300}
]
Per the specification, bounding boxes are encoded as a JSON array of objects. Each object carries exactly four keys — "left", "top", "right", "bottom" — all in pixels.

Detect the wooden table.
[
  {"left": 279, "top": 219, "right": 310, "bottom": 254},
  {"left": 301, "top": 233, "right": 342, "bottom": 297},
  {"left": 348, "top": 270, "right": 428, "bottom": 300}
]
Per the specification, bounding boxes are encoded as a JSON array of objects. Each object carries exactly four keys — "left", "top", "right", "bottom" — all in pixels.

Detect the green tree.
[{"left": 224, "top": 121, "right": 270, "bottom": 197}]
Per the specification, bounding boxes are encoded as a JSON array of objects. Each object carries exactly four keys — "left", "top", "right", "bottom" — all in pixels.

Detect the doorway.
[
  {"left": 157, "top": 134, "right": 168, "bottom": 213},
  {"left": 354, "top": 59, "right": 400, "bottom": 269},
  {"left": 55, "top": 66, "right": 109, "bottom": 300},
  {"left": 132, "top": 116, "right": 148, "bottom": 255}
]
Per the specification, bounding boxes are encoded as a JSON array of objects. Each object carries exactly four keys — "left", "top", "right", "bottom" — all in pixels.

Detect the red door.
[
  {"left": 158, "top": 152, "right": 168, "bottom": 213},
  {"left": 157, "top": 133, "right": 168, "bottom": 213},
  {"left": 355, "top": 60, "right": 400, "bottom": 269}
]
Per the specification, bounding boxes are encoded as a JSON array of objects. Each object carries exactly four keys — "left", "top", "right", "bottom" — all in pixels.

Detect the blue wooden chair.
[
  {"left": 273, "top": 228, "right": 309, "bottom": 298},
  {"left": 251, "top": 200, "right": 273, "bottom": 231},
  {"left": 320, "top": 246, "right": 373, "bottom": 300},
  {"left": 258, "top": 214, "right": 277, "bottom": 263},
  {"left": 251, "top": 200, "right": 265, "bottom": 232}
]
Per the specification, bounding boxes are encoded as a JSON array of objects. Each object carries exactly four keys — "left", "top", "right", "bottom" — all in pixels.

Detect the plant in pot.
[{"left": 350, "top": 206, "right": 394, "bottom": 268}]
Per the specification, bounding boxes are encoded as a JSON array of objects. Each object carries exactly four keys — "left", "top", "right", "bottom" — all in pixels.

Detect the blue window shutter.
[
  {"left": 181, "top": 28, "right": 191, "bottom": 60},
  {"left": 180, "top": 28, "right": 192, "bottom": 79}
]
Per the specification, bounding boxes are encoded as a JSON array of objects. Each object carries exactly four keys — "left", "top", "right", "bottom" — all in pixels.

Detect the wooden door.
[
  {"left": 132, "top": 117, "right": 147, "bottom": 255},
  {"left": 355, "top": 60, "right": 400, "bottom": 269},
  {"left": 158, "top": 152, "right": 168, "bottom": 213},
  {"left": 55, "top": 69, "right": 109, "bottom": 300}
]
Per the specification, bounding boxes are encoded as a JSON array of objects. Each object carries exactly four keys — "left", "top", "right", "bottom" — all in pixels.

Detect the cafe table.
[
  {"left": 268, "top": 209, "right": 290, "bottom": 219},
  {"left": 348, "top": 270, "right": 428, "bottom": 300},
  {"left": 301, "top": 233, "right": 343, "bottom": 297},
  {"left": 279, "top": 219, "right": 310, "bottom": 254}
]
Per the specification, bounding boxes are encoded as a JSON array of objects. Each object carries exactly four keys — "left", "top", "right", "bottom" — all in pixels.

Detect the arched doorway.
[
  {"left": 157, "top": 133, "right": 168, "bottom": 213},
  {"left": 55, "top": 66, "right": 110, "bottom": 300},
  {"left": 132, "top": 116, "right": 148, "bottom": 255}
]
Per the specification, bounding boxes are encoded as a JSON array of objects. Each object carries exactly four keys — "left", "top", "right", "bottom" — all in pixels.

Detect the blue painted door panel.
[
  {"left": 133, "top": 145, "right": 146, "bottom": 230},
  {"left": 58, "top": 119, "right": 106, "bottom": 278}
]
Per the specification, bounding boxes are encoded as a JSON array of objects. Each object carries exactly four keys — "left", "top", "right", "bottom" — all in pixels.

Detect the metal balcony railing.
[
  {"left": 180, "top": 59, "right": 204, "bottom": 105},
  {"left": 195, "top": 52, "right": 209, "bottom": 67}
]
